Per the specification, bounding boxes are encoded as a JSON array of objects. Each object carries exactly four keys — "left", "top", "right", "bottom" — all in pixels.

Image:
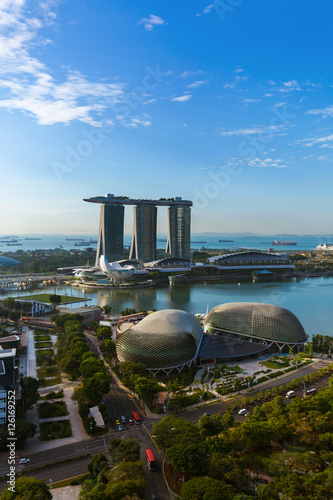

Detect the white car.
[
  {"left": 19, "top": 458, "right": 30, "bottom": 464},
  {"left": 238, "top": 408, "right": 247, "bottom": 415}
]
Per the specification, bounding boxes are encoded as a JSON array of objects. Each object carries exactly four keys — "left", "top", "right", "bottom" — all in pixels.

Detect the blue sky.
[{"left": 1, "top": 0, "right": 333, "bottom": 235}]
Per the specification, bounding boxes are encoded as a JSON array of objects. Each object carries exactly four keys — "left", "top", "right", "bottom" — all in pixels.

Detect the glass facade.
[
  {"left": 96, "top": 204, "right": 124, "bottom": 264},
  {"left": 130, "top": 205, "right": 157, "bottom": 262},
  {"left": 205, "top": 302, "right": 307, "bottom": 344},
  {"left": 166, "top": 206, "right": 191, "bottom": 259},
  {"left": 116, "top": 309, "right": 202, "bottom": 369}
]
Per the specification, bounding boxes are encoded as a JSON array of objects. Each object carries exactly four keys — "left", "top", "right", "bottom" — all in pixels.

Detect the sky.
[{"left": 0, "top": 0, "right": 333, "bottom": 235}]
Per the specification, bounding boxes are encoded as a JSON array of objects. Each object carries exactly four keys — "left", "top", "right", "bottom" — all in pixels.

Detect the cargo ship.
[
  {"left": 271, "top": 240, "right": 297, "bottom": 246},
  {"left": 74, "top": 239, "right": 97, "bottom": 246}
]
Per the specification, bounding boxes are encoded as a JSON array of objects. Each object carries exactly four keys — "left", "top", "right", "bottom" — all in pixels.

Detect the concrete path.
[
  {"left": 26, "top": 329, "right": 37, "bottom": 378},
  {"left": 49, "top": 485, "right": 82, "bottom": 500},
  {"left": 51, "top": 485, "right": 82, "bottom": 500}
]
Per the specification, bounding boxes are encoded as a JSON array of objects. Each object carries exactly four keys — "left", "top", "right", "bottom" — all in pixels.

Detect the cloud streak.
[
  {"left": 170, "top": 94, "right": 192, "bottom": 102},
  {"left": 137, "top": 14, "right": 166, "bottom": 31},
  {"left": 219, "top": 125, "right": 285, "bottom": 137},
  {"left": 0, "top": 2, "right": 128, "bottom": 126}
]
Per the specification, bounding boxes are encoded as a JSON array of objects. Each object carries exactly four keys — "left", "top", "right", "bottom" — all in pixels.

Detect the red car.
[{"left": 128, "top": 418, "right": 134, "bottom": 426}]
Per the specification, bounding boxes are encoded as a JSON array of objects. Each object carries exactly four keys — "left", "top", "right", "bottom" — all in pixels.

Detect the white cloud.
[
  {"left": 0, "top": 2, "right": 160, "bottom": 127},
  {"left": 196, "top": 4, "right": 215, "bottom": 16},
  {"left": 178, "top": 70, "right": 203, "bottom": 79},
  {"left": 248, "top": 157, "right": 287, "bottom": 168},
  {"left": 234, "top": 68, "right": 244, "bottom": 73},
  {"left": 219, "top": 125, "right": 285, "bottom": 137},
  {"left": 115, "top": 114, "right": 152, "bottom": 128},
  {"left": 272, "top": 102, "right": 287, "bottom": 108},
  {"left": 242, "top": 98, "right": 261, "bottom": 103},
  {"left": 295, "top": 134, "right": 333, "bottom": 148},
  {"left": 307, "top": 106, "right": 333, "bottom": 118},
  {"left": 137, "top": 14, "right": 166, "bottom": 31},
  {"left": 277, "top": 80, "right": 301, "bottom": 93},
  {"left": 187, "top": 80, "right": 208, "bottom": 89},
  {"left": 170, "top": 94, "right": 192, "bottom": 102}
]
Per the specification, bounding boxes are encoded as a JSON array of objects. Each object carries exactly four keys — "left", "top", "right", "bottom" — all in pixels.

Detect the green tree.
[
  {"left": 9, "top": 310, "right": 21, "bottom": 322},
  {"left": 1, "top": 476, "right": 52, "bottom": 499},
  {"left": 109, "top": 437, "right": 141, "bottom": 464},
  {"left": 49, "top": 294, "right": 62, "bottom": 308},
  {"left": 87, "top": 453, "right": 109, "bottom": 479},
  {"left": 121, "top": 362, "right": 148, "bottom": 391},
  {"left": 20, "top": 376, "right": 40, "bottom": 410},
  {"left": 102, "top": 305, "right": 111, "bottom": 315},
  {"left": 152, "top": 415, "right": 200, "bottom": 450},
  {"left": 134, "top": 377, "right": 162, "bottom": 402},
  {"left": 181, "top": 476, "right": 236, "bottom": 500},
  {"left": 96, "top": 326, "right": 112, "bottom": 341},
  {"left": 100, "top": 338, "right": 116, "bottom": 358},
  {"left": 83, "top": 371, "right": 111, "bottom": 405},
  {"left": 0, "top": 307, "right": 9, "bottom": 321},
  {"left": 166, "top": 441, "right": 210, "bottom": 476},
  {"left": 2, "top": 297, "right": 19, "bottom": 311},
  {"left": 79, "top": 357, "right": 104, "bottom": 379}
]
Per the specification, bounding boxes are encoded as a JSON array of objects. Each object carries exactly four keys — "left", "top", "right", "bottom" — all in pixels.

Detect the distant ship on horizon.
[
  {"left": 25, "top": 238, "right": 41, "bottom": 240},
  {"left": 74, "top": 239, "right": 97, "bottom": 246},
  {"left": 271, "top": 240, "right": 297, "bottom": 246},
  {"left": 219, "top": 239, "right": 234, "bottom": 242}
]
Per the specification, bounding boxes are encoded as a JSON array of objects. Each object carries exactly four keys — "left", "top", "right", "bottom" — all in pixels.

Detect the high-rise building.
[
  {"left": 95, "top": 203, "right": 124, "bottom": 265},
  {"left": 130, "top": 205, "right": 157, "bottom": 262},
  {"left": 166, "top": 205, "right": 191, "bottom": 259},
  {"left": 84, "top": 194, "right": 192, "bottom": 264}
]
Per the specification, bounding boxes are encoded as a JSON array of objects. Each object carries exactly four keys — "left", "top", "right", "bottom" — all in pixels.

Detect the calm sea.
[
  {"left": 1, "top": 277, "right": 332, "bottom": 339},
  {"left": 1, "top": 233, "right": 333, "bottom": 252}
]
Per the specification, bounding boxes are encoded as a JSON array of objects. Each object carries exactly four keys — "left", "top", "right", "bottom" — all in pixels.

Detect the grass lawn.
[
  {"left": 264, "top": 360, "right": 290, "bottom": 369},
  {"left": 35, "top": 348, "right": 54, "bottom": 356},
  {"left": 36, "top": 356, "right": 55, "bottom": 367},
  {"left": 51, "top": 474, "right": 89, "bottom": 489},
  {"left": 40, "top": 420, "right": 72, "bottom": 440},
  {"left": 34, "top": 334, "right": 51, "bottom": 341},
  {"left": 39, "top": 375, "right": 62, "bottom": 386},
  {"left": 37, "top": 365, "right": 59, "bottom": 378},
  {"left": 39, "top": 401, "right": 68, "bottom": 419},
  {"left": 35, "top": 341, "right": 53, "bottom": 349},
  {"left": 19, "top": 293, "right": 86, "bottom": 304},
  {"left": 39, "top": 389, "right": 64, "bottom": 400}
]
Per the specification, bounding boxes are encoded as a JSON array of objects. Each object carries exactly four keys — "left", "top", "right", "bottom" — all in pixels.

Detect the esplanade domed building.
[
  {"left": 204, "top": 302, "right": 307, "bottom": 352},
  {"left": 116, "top": 304, "right": 307, "bottom": 372},
  {"left": 116, "top": 309, "right": 203, "bottom": 375}
]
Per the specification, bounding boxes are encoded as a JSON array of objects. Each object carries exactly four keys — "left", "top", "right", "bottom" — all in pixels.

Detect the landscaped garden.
[
  {"left": 39, "top": 389, "right": 64, "bottom": 400},
  {"left": 20, "top": 293, "right": 85, "bottom": 304},
  {"left": 39, "top": 419, "right": 72, "bottom": 440},
  {"left": 38, "top": 401, "right": 68, "bottom": 419}
]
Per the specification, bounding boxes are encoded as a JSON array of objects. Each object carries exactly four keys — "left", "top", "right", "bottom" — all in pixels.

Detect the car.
[
  {"left": 238, "top": 408, "right": 247, "bottom": 415},
  {"left": 19, "top": 458, "right": 30, "bottom": 464},
  {"left": 115, "top": 419, "right": 120, "bottom": 426},
  {"left": 118, "top": 424, "right": 123, "bottom": 431},
  {"left": 203, "top": 412, "right": 211, "bottom": 416},
  {"left": 121, "top": 415, "right": 127, "bottom": 424},
  {"left": 128, "top": 418, "right": 134, "bottom": 426}
]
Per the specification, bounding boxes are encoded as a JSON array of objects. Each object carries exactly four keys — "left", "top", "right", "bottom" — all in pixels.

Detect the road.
[{"left": 0, "top": 347, "right": 330, "bottom": 498}]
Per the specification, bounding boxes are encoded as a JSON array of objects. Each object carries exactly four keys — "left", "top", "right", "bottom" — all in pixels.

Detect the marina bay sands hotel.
[{"left": 84, "top": 194, "right": 192, "bottom": 265}]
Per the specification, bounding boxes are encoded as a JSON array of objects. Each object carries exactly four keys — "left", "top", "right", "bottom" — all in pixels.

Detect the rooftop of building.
[
  {"left": 83, "top": 194, "right": 192, "bottom": 207},
  {"left": 209, "top": 250, "right": 290, "bottom": 264}
]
